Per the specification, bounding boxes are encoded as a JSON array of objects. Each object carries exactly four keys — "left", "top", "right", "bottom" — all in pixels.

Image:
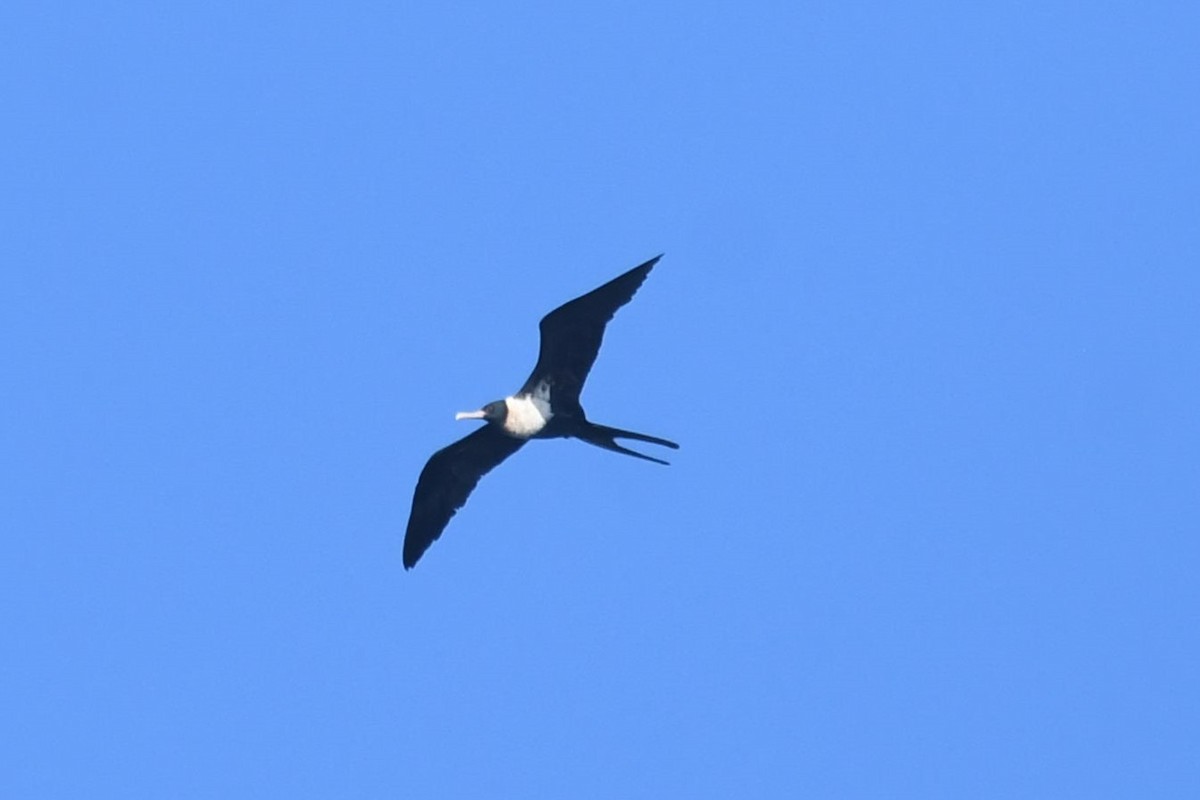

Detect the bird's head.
[{"left": 454, "top": 400, "right": 507, "bottom": 424}]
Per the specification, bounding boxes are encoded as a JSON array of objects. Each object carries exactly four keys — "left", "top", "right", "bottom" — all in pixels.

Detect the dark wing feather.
[
  {"left": 519, "top": 255, "right": 662, "bottom": 405},
  {"left": 403, "top": 426, "right": 525, "bottom": 569}
]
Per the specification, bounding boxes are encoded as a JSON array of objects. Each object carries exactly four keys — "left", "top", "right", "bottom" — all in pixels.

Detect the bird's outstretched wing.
[
  {"left": 403, "top": 426, "right": 526, "bottom": 569},
  {"left": 519, "top": 255, "right": 662, "bottom": 407}
]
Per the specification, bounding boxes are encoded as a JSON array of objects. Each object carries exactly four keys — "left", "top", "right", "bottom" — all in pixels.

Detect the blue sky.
[{"left": 4, "top": 2, "right": 1198, "bottom": 796}]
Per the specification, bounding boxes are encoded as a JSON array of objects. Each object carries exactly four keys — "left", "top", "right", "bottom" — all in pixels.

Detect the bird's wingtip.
[{"left": 632, "top": 253, "right": 663, "bottom": 270}]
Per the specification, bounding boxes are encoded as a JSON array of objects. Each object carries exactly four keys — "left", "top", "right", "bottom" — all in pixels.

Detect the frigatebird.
[{"left": 403, "top": 255, "right": 678, "bottom": 569}]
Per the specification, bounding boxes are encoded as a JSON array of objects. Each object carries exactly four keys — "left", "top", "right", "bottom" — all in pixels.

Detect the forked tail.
[{"left": 574, "top": 422, "right": 680, "bottom": 465}]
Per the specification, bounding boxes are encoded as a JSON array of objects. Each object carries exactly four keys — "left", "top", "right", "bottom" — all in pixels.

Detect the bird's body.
[
  {"left": 498, "top": 381, "right": 554, "bottom": 438},
  {"left": 403, "top": 255, "right": 678, "bottom": 569}
]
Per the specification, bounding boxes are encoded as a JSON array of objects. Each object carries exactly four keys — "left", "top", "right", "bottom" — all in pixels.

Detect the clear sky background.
[{"left": 4, "top": 2, "right": 1198, "bottom": 797}]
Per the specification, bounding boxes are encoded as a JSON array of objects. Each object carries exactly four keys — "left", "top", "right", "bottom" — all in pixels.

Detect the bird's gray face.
[{"left": 454, "top": 399, "right": 507, "bottom": 424}]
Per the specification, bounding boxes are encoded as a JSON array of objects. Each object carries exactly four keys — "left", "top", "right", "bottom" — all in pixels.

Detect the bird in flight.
[{"left": 403, "top": 255, "right": 679, "bottom": 569}]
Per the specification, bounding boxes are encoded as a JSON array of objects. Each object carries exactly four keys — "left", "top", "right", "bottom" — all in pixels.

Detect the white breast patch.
[{"left": 503, "top": 387, "right": 553, "bottom": 439}]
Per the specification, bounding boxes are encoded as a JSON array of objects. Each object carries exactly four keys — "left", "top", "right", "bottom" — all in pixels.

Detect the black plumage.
[
  {"left": 517, "top": 256, "right": 656, "bottom": 411},
  {"left": 402, "top": 255, "right": 678, "bottom": 569},
  {"left": 402, "top": 426, "right": 524, "bottom": 570}
]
